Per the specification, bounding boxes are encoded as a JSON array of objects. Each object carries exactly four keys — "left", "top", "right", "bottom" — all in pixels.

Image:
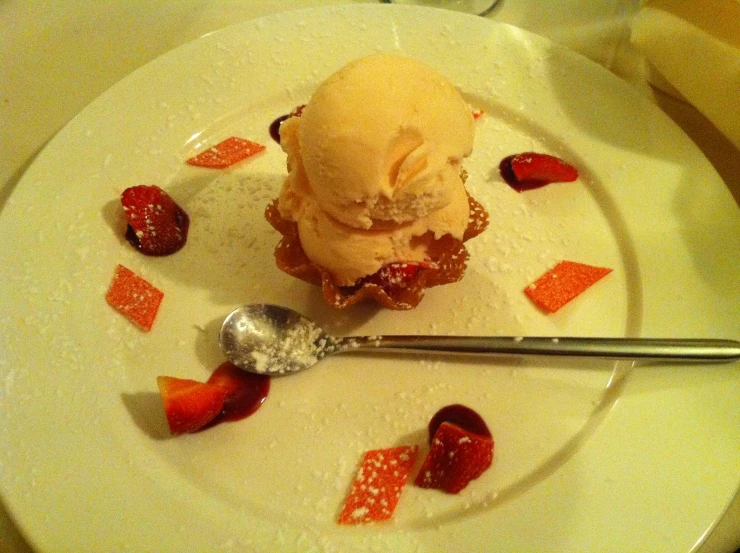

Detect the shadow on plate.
[{"left": 121, "top": 392, "right": 172, "bottom": 441}]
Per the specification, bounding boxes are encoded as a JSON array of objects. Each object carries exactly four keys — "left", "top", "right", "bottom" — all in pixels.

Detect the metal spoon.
[{"left": 219, "top": 304, "right": 740, "bottom": 376}]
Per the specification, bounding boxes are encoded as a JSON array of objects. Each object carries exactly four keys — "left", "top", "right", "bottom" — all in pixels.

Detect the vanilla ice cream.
[{"left": 276, "top": 53, "right": 475, "bottom": 286}]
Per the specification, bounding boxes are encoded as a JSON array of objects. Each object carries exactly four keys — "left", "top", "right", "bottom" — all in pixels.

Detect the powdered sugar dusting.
[{"left": 249, "top": 317, "right": 341, "bottom": 375}]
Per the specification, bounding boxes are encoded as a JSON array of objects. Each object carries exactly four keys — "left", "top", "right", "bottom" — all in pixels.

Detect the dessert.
[
  {"left": 338, "top": 445, "right": 419, "bottom": 525},
  {"left": 525, "top": 260, "right": 613, "bottom": 313},
  {"left": 266, "top": 53, "right": 489, "bottom": 309},
  {"left": 121, "top": 185, "right": 190, "bottom": 256},
  {"left": 186, "top": 136, "right": 266, "bottom": 168},
  {"left": 105, "top": 264, "right": 164, "bottom": 331}
]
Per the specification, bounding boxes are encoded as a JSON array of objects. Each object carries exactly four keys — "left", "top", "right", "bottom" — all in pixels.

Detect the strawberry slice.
[
  {"left": 366, "top": 263, "right": 420, "bottom": 287},
  {"left": 156, "top": 376, "right": 226, "bottom": 435},
  {"left": 338, "top": 446, "right": 419, "bottom": 525},
  {"left": 500, "top": 152, "right": 578, "bottom": 191},
  {"left": 415, "top": 422, "right": 494, "bottom": 494},
  {"left": 186, "top": 136, "right": 266, "bottom": 168},
  {"left": 156, "top": 363, "right": 270, "bottom": 436},
  {"left": 359, "top": 262, "right": 437, "bottom": 289},
  {"left": 121, "top": 185, "right": 189, "bottom": 256},
  {"left": 105, "top": 264, "right": 164, "bottom": 331},
  {"left": 415, "top": 404, "right": 494, "bottom": 494},
  {"left": 525, "top": 260, "right": 613, "bottom": 313}
]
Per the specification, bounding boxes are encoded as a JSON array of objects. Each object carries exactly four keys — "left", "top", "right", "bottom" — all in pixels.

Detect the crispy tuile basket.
[{"left": 265, "top": 191, "right": 488, "bottom": 310}]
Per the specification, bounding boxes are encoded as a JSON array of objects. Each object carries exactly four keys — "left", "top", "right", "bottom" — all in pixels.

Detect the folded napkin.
[{"left": 630, "top": 0, "right": 740, "bottom": 150}]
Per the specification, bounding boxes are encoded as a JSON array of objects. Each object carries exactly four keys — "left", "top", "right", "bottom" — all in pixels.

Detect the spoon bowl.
[
  {"left": 219, "top": 304, "right": 338, "bottom": 376},
  {"left": 220, "top": 304, "right": 740, "bottom": 376}
]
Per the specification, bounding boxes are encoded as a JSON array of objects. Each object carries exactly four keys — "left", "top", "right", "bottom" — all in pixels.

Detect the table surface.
[{"left": 1, "top": 2, "right": 738, "bottom": 552}]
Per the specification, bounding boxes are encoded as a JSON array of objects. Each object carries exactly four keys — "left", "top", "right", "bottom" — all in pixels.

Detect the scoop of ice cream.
[
  {"left": 293, "top": 180, "right": 471, "bottom": 286},
  {"left": 276, "top": 54, "right": 475, "bottom": 287},
  {"left": 296, "top": 53, "right": 474, "bottom": 229}
]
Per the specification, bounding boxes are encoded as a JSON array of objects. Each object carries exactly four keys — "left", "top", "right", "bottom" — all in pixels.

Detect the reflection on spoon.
[{"left": 219, "top": 304, "right": 740, "bottom": 376}]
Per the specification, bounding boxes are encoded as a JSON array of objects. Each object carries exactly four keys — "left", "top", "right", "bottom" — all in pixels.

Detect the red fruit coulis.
[
  {"left": 428, "top": 404, "right": 491, "bottom": 443},
  {"left": 206, "top": 362, "right": 270, "bottom": 427}
]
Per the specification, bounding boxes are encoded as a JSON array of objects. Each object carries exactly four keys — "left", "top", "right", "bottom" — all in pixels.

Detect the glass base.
[{"left": 381, "top": 0, "right": 501, "bottom": 16}]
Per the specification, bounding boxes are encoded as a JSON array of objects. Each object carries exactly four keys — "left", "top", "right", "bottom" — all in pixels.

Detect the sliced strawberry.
[
  {"left": 414, "top": 421, "right": 493, "bottom": 494},
  {"left": 105, "top": 264, "right": 164, "bottom": 331},
  {"left": 338, "top": 446, "right": 419, "bottom": 525},
  {"left": 500, "top": 152, "right": 578, "bottom": 191},
  {"left": 359, "top": 262, "right": 437, "bottom": 289},
  {"left": 121, "top": 185, "right": 189, "bottom": 256},
  {"left": 415, "top": 405, "right": 494, "bottom": 494},
  {"left": 186, "top": 136, "right": 266, "bottom": 168},
  {"left": 524, "top": 260, "right": 613, "bottom": 313},
  {"left": 509, "top": 152, "right": 578, "bottom": 183},
  {"left": 206, "top": 361, "right": 270, "bottom": 422},
  {"left": 156, "top": 376, "right": 226, "bottom": 435},
  {"left": 368, "top": 263, "right": 420, "bottom": 286}
]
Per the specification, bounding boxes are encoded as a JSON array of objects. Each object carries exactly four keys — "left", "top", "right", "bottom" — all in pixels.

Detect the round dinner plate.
[{"left": 1, "top": 5, "right": 738, "bottom": 552}]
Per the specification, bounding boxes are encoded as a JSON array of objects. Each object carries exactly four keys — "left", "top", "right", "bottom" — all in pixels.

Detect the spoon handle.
[{"left": 342, "top": 336, "right": 740, "bottom": 362}]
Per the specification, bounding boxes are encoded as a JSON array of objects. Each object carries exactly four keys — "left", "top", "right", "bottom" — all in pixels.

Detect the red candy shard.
[
  {"left": 525, "top": 260, "right": 613, "bottom": 313},
  {"left": 500, "top": 152, "right": 578, "bottom": 191},
  {"left": 206, "top": 362, "right": 270, "bottom": 422},
  {"left": 121, "top": 185, "right": 189, "bottom": 256},
  {"left": 105, "top": 264, "right": 164, "bottom": 331},
  {"left": 186, "top": 136, "right": 266, "bottom": 168},
  {"left": 156, "top": 376, "right": 226, "bottom": 435},
  {"left": 471, "top": 108, "right": 485, "bottom": 120},
  {"left": 414, "top": 421, "right": 494, "bottom": 494},
  {"left": 338, "top": 446, "right": 419, "bottom": 525}
]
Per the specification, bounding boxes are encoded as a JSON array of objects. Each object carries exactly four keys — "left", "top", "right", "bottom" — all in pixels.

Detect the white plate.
[{"left": 1, "top": 5, "right": 738, "bottom": 552}]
